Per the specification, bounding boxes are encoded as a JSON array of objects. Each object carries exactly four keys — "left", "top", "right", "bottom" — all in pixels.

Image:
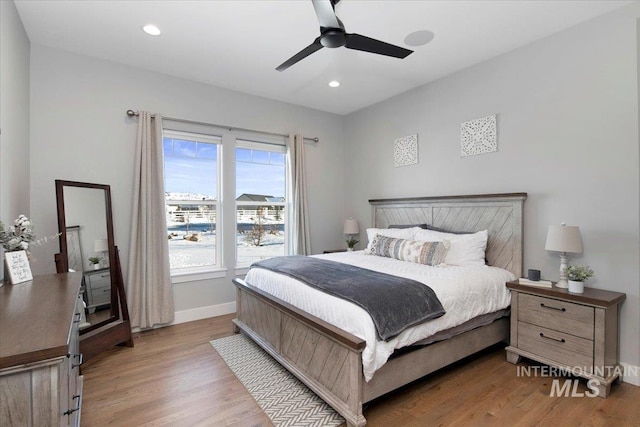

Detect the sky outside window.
[
  {"left": 163, "top": 139, "right": 285, "bottom": 199},
  {"left": 163, "top": 137, "right": 217, "bottom": 198},
  {"left": 236, "top": 148, "right": 285, "bottom": 198}
]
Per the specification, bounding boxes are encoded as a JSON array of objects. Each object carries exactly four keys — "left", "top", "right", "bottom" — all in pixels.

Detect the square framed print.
[
  {"left": 4, "top": 250, "right": 33, "bottom": 284},
  {"left": 394, "top": 134, "right": 418, "bottom": 167},
  {"left": 461, "top": 114, "right": 497, "bottom": 157}
]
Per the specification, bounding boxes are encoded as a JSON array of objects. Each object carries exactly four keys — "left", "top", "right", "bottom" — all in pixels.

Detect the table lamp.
[
  {"left": 343, "top": 218, "right": 359, "bottom": 250},
  {"left": 544, "top": 223, "right": 583, "bottom": 288}
]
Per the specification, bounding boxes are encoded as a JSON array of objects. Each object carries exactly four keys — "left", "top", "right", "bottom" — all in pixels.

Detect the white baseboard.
[
  {"left": 131, "top": 302, "right": 237, "bottom": 333},
  {"left": 171, "top": 301, "right": 237, "bottom": 326},
  {"left": 620, "top": 362, "right": 640, "bottom": 386}
]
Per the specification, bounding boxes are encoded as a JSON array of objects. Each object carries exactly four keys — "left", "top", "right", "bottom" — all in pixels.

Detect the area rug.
[{"left": 210, "top": 334, "right": 344, "bottom": 427}]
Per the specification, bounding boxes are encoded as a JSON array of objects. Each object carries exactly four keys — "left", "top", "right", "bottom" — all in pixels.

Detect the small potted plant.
[
  {"left": 346, "top": 237, "right": 359, "bottom": 252},
  {"left": 88, "top": 256, "right": 101, "bottom": 270},
  {"left": 567, "top": 265, "right": 594, "bottom": 294}
]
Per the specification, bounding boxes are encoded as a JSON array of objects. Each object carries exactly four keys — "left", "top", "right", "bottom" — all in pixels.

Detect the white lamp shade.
[
  {"left": 545, "top": 224, "right": 583, "bottom": 253},
  {"left": 94, "top": 238, "right": 109, "bottom": 252},
  {"left": 343, "top": 219, "right": 359, "bottom": 234}
]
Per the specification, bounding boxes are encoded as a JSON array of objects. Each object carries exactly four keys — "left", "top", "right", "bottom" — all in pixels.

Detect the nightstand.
[
  {"left": 323, "top": 249, "right": 347, "bottom": 254},
  {"left": 505, "top": 281, "right": 625, "bottom": 397},
  {"left": 83, "top": 268, "right": 112, "bottom": 313}
]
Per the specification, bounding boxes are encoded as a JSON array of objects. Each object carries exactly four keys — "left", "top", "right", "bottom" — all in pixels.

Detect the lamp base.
[{"left": 557, "top": 253, "right": 569, "bottom": 289}]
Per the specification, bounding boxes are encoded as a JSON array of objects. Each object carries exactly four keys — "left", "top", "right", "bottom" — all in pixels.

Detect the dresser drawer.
[
  {"left": 518, "top": 322, "right": 593, "bottom": 368},
  {"left": 518, "top": 293, "right": 594, "bottom": 339}
]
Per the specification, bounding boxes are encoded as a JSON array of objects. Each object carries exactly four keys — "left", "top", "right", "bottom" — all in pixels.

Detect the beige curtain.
[
  {"left": 126, "top": 111, "right": 174, "bottom": 329},
  {"left": 289, "top": 133, "right": 311, "bottom": 255}
]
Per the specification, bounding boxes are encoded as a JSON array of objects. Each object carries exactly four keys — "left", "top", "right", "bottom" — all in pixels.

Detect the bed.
[{"left": 232, "top": 193, "right": 526, "bottom": 426}]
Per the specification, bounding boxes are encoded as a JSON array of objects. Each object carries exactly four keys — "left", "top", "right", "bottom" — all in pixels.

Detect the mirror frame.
[{"left": 55, "top": 180, "right": 133, "bottom": 359}]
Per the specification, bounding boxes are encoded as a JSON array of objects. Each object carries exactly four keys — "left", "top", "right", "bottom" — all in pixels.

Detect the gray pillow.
[
  {"left": 426, "top": 225, "right": 472, "bottom": 234},
  {"left": 389, "top": 224, "right": 428, "bottom": 229}
]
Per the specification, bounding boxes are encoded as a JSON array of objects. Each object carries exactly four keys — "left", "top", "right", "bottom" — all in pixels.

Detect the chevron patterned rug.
[{"left": 211, "top": 334, "right": 344, "bottom": 427}]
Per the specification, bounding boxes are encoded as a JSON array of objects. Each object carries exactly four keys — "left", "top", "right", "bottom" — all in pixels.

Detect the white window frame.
[
  {"left": 163, "top": 129, "right": 224, "bottom": 279},
  {"left": 235, "top": 138, "right": 289, "bottom": 269}
]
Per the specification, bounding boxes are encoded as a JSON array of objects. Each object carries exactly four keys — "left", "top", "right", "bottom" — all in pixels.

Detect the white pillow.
[
  {"left": 364, "top": 227, "right": 421, "bottom": 254},
  {"left": 414, "top": 229, "right": 488, "bottom": 266}
]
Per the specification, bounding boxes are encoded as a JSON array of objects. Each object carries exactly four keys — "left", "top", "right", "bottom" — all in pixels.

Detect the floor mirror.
[{"left": 55, "top": 180, "right": 133, "bottom": 361}]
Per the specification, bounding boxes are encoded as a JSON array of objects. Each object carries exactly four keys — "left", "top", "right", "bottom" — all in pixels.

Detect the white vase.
[
  {"left": 347, "top": 248, "right": 354, "bottom": 252},
  {"left": 93, "top": 264, "right": 100, "bottom": 270},
  {"left": 568, "top": 280, "right": 584, "bottom": 294}
]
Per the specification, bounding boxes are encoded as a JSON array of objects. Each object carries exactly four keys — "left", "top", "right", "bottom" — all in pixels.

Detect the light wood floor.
[{"left": 82, "top": 315, "right": 640, "bottom": 426}]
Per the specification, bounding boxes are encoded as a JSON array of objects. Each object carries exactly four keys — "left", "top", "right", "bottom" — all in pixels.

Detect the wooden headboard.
[{"left": 369, "top": 193, "right": 527, "bottom": 278}]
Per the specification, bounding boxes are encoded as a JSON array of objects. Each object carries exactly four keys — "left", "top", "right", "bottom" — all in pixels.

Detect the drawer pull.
[
  {"left": 64, "top": 407, "right": 79, "bottom": 416},
  {"left": 540, "top": 332, "right": 565, "bottom": 343},
  {"left": 73, "top": 312, "right": 82, "bottom": 323},
  {"left": 540, "top": 303, "right": 566, "bottom": 312},
  {"left": 64, "top": 394, "right": 81, "bottom": 416},
  {"left": 72, "top": 353, "right": 84, "bottom": 369}
]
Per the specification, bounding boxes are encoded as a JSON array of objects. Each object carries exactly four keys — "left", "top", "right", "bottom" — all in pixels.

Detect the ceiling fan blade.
[
  {"left": 312, "top": 0, "right": 341, "bottom": 29},
  {"left": 345, "top": 33, "right": 413, "bottom": 59},
  {"left": 276, "top": 38, "right": 323, "bottom": 72}
]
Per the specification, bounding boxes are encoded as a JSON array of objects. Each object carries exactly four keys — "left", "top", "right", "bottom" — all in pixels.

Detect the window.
[
  {"left": 163, "top": 130, "right": 221, "bottom": 273},
  {"left": 236, "top": 140, "right": 287, "bottom": 267}
]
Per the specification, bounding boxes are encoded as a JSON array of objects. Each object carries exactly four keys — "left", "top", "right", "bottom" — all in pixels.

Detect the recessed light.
[
  {"left": 404, "top": 30, "right": 434, "bottom": 47},
  {"left": 328, "top": 80, "right": 340, "bottom": 88},
  {"left": 142, "top": 24, "right": 161, "bottom": 36}
]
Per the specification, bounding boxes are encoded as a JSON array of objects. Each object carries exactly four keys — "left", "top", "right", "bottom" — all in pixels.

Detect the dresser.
[
  {"left": 0, "top": 272, "right": 84, "bottom": 426},
  {"left": 505, "top": 281, "right": 625, "bottom": 397}
]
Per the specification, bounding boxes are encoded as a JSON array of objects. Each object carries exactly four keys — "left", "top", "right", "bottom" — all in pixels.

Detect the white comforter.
[{"left": 244, "top": 251, "right": 515, "bottom": 381}]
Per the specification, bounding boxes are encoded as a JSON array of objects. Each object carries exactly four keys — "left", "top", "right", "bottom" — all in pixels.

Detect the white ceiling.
[{"left": 15, "top": 0, "right": 634, "bottom": 115}]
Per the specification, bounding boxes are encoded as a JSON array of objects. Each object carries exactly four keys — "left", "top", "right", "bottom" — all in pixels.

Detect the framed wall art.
[
  {"left": 394, "top": 134, "right": 418, "bottom": 167},
  {"left": 461, "top": 114, "right": 497, "bottom": 157}
]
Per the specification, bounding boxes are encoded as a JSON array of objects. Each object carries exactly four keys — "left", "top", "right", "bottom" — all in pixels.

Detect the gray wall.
[
  {"left": 344, "top": 4, "right": 640, "bottom": 371},
  {"left": 29, "top": 45, "right": 346, "bottom": 311},
  {"left": 0, "top": 0, "right": 30, "bottom": 242}
]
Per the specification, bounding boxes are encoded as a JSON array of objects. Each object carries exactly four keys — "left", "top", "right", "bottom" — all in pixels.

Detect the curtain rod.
[{"left": 125, "top": 110, "right": 319, "bottom": 143}]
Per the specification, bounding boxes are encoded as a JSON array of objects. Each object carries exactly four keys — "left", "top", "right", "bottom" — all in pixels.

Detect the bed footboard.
[{"left": 233, "top": 278, "right": 367, "bottom": 427}]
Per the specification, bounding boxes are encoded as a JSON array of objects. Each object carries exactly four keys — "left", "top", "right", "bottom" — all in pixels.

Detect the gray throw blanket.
[{"left": 251, "top": 256, "right": 445, "bottom": 341}]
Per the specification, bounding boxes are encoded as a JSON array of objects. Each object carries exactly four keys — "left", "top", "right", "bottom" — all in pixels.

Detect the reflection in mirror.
[
  {"left": 55, "top": 180, "right": 133, "bottom": 360},
  {"left": 59, "top": 184, "right": 114, "bottom": 330},
  {"left": 63, "top": 186, "right": 109, "bottom": 272}
]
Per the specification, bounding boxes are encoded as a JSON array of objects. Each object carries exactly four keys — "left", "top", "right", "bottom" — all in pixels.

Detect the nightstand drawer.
[
  {"left": 519, "top": 293, "right": 594, "bottom": 339},
  {"left": 90, "top": 286, "right": 111, "bottom": 306},
  {"left": 86, "top": 272, "right": 110, "bottom": 288},
  {"left": 518, "top": 322, "right": 593, "bottom": 368}
]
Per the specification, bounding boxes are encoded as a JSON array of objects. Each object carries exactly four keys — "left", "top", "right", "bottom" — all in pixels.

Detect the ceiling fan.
[{"left": 276, "top": 0, "right": 413, "bottom": 72}]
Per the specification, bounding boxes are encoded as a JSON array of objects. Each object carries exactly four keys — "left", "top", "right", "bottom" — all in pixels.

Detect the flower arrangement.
[
  {"left": 346, "top": 236, "right": 359, "bottom": 249},
  {"left": 88, "top": 256, "right": 101, "bottom": 265},
  {"left": 567, "top": 265, "right": 594, "bottom": 282},
  {"left": 0, "top": 214, "right": 59, "bottom": 257},
  {"left": 0, "top": 215, "right": 35, "bottom": 253}
]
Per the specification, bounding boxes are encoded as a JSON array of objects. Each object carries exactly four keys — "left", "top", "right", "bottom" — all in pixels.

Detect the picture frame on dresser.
[{"left": 4, "top": 250, "right": 33, "bottom": 284}]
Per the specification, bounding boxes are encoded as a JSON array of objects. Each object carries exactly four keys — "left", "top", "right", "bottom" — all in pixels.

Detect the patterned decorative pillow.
[{"left": 369, "top": 234, "right": 449, "bottom": 266}]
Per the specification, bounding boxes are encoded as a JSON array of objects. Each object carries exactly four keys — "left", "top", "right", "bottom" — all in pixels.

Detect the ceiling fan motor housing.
[{"left": 320, "top": 29, "right": 346, "bottom": 48}]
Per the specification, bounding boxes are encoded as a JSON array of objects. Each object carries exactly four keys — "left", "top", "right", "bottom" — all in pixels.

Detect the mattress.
[{"left": 244, "top": 250, "right": 515, "bottom": 381}]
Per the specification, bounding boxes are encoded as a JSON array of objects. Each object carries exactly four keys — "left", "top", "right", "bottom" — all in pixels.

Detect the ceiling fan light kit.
[{"left": 277, "top": 0, "right": 413, "bottom": 72}]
